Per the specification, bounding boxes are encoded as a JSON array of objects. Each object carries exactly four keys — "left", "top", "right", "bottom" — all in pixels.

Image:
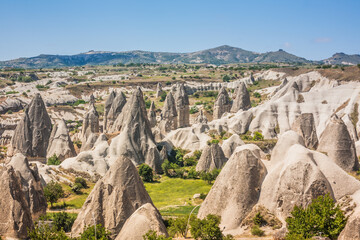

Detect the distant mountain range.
[{"left": 0, "top": 45, "right": 359, "bottom": 69}]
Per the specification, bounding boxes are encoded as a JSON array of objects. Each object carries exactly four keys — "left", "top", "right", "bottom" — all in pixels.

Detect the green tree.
[
  {"left": 138, "top": 164, "right": 154, "bottom": 182},
  {"left": 44, "top": 181, "right": 64, "bottom": 207},
  {"left": 28, "top": 223, "right": 68, "bottom": 240},
  {"left": 79, "top": 224, "right": 111, "bottom": 240},
  {"left": 222, "top": 75, "right": 231, "bottom": 82},
  {"left": 47, "top": 154, "right": 61, "bottom": 165},
  {"left": 52, "top": 212, "right": 76, "bottom": 232},
  {"left": 159, "top": 92, "right": 167, "bottom": 102},
  {"left": 75, "top": 177, "right": 88, "bottom": 188},
  {"left": 71, "top": 182, "right": 83, "bottom": 194},
  {"left": 143, "top": 230, "right": 172, "bottom": 240},
  {"left": 168, "top": 216, "right": 188, "bottom": 237},
  {"left": 200, "top": 168, "right": 221, "bottom": 184},
  {"left": 286, "top": 194, "right": 347, "bottom": 240},
  {"left": 190, "top": 214, "right": 225, "bottom": 240}
]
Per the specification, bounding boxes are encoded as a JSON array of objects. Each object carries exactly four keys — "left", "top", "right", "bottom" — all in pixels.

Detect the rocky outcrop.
[
  {"left": 71, "top": 156, "right": 153, "bottom": 238},
  {"left": 47, "top": 119, "right": 76, "bottom": 161},
  {"left": 108, "top": 87, "right": 162, "bottom": 173},
  {"left": 103, "top": 90, "right": 116, "bottom": 132},
  {"left": 196, "top": 143, "right": 227, "bottom": 172},
  {"left": 195, "top": 109, "right": 208, "bottom": 124},
  {"left": 338, "top": 190, "right": 360, "bottom": 240},
  {"left": 155, "top": 82, "right": 164, "bottom": 98},
  {"left": 0, "top": 166, "right": 33, "bottom": 239},
  {"left": 159, "top": 91, "right": 178, "bottom": 132},
  {"left": 81, "top": 95, "right": 99, "bottom": 141},
  {"left": 115, "top": 203, "right": 168, "bottom": 240},
  {"left": 8, "top": 153, "right": 47, "bottom": 219},
  {"left": 197, "top": 147, "right": 267, "bottom": 231},
  {"left": 174, "top": 83, "right": 190, "bottom": 127},
  {"left": 259, "top": 144, "right": 334, "bottom": 221},
  {"left": 317, "top": 114, "right": 359, "bottom": 172},
  {"left": 230, "top": 82, "right": 251, "bottom": 113},
  {"left": 213, "top": 86, "right": 231, "bottom": 119},
  {"left": 105, "top": 91, "right": 127, "bottom": 132},
  {"left": 9, "top": 93, "right": 52, "bottom": 157},
  {"left": 0, "top": 97, "right": 27, "bottom": 114},
  {"left": 291, "top": 113, "right": 318, "bottom": 149},
  {"left": 221, "top": 134, "right": 244, "bottom": 158},
  {"left": 148, "top": 101, "right": 157, "bottom": 128},
  {"left": 61, "top": 134, "right": 110, "bottom": 177}
]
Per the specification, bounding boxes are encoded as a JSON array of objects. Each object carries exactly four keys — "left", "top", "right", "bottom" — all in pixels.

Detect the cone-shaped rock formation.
[
  {"left": 230, "top": 82, "right": 251, "bottom": 113},
  {"left": 196, "top": 143, "right": 227, "bottom": 172},
  {"left": 214, "top": 86, "right": 231, "bottom": 119}
]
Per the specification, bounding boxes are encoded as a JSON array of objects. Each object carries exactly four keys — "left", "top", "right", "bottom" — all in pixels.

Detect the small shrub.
[
  {"left": 28, "top": 223, "right": 68, "bottom": 239},
  {"left": 200, "top": 169, "right": 220, "bottom": 184},
  {"left": 251, "top": 225, "right": 264, "bottom": 236},
  {"left": 79, "top": 224, "right": 111, "bottom": 240},
  {"left": 75, "top": 177, "right": 88, "bottom": 188},
  {"left": 47, "top": 154, "right": 61, "bottom": 165},
  {"left": 253, "top": 212, "right": 265, "bottom": 226},
  {"left": 189, "top": 106, "right": 199, "bottom": 114},
  {"left": 52, "top": 212, "right": 76, "bottom": 232},
  {"left": 168, "top": 216, "right": 188, "bottom": 237},
  {"left": 253, "top": 92, "right": 261, "bottom": 98},
  {"left": 200, "top": 193, "right": 207, "bottom": 200},
  {"left": 71, "top": 182, "right": 83, "bottom": 194},
  {"left": 190, "top": 214, "right": 231, "bottom": 240},
  {"left": 159, "top": 92, "right": 167, "bottom": 102},
  {"left": 253, "top": 132, "right": 264, "bottom": 141},
  {"left": 143, "top": 230, "right": 172, "bottom": 240},
  {"left": 138, "top": 164, "right": 154, "bottom": 182}
]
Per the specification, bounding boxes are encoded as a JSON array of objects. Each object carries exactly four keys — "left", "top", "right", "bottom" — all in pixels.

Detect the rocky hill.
[
  {"left": 0, "top": 45, "right": 312, "bottom": 68},
  {"left": 323, "top": 52, "right": 360, "bottom": 65}
]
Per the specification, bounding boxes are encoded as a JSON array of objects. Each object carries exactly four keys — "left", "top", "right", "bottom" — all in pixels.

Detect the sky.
[{"left": 0, "top": 0, "right": 359, "bottom": 61}]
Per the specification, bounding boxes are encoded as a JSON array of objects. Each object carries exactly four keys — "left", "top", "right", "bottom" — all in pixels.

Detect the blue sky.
[{"left": 0, "top": 0, "right": 359, "bottom": 61}]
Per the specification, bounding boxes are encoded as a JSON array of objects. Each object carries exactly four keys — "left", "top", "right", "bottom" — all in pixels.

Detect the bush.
[
  {"left": 253, "top": 212, "right": 265, "bottom": 226},
  {"left": 75, "top": 177, "right": 88, "bottom": 188},
  {"left": 168, "top": 216, "right": 188, "bottom": 237},
  {"left": 28, "top": 223, "right": 68, "bottom": 240},
  {"left": 143, "top": 230, "right": 172, "bottom": 240},
  {"left": 200, "top": 169, "right": 220, "bottom": 184},
  {"left": 253, "top": 92, "right": 261, "bottom": 98},
  {"left": 47, "top": 154, "right": 61, "bottom": 165},
  {"left": 72, "top": 182, "right": 83, "bottom": 194},
  {"left": 189, "top": 106, "right": 199, "bottom": 114},
  {"left": 251, "top": 225, "right": 264, "bottom": 236},
  {"left": 145, "top": 99, "right": 152, "bottom": 109},
  {"left": 286, "top": 194, "right": 347, "bottom": 239},
  {"left": 44, "top": 181, "right": 64, "bottom": 207},
  {"left": 190, "top": 214, "right": 229, "bottom": 240},
  {"left": 52, "top": 212, "right": 76, "bottom": 232},
  {"left": 222, "top": 75, "right": 231, "bottom": 82},
  {"left": 139, "top": 164, "right": 154, "bottom": 182},
  {"left": 252, "top": 131, "right": 264, "bottom": 141},
  {"left": 159, "top": 92, "right": 167, "bottom": 102},
  {"left": 79, "top": 224, "right": 111, "bottom": 240}
]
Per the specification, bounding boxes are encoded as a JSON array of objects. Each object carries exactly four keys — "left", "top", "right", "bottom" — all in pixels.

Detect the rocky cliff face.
[
  {"left": 47, "top": 119, "right": 76, "bottom": 160},
  {"left": 317, "top": 114, "right": 359, "bottom": 172},
  {"left": 105, "top": 91, "right": 127, "bottom": 132},
  {"left": 159, "top": 91, "right": 178, "bottom": 133},
  {"left": 148, "top": 101, "right": 157, "bottom": 128},
  {"left": 10, "top": 93, "right": 52, "bottom": 158},
  {"left": 115, "top": 203, "right": 168, "bottom": 240},
  {"left": 108, "top": 87, "right": 162, "bottom": 173},
  {"left": 0, "top": 166, "right": 34, "bottom": 239},
  {"left": 196, "top": 143, "right": 227, "bottom": 172},
  {"left": 8, "top": 153, "right": 47, "bottom": 219},
  {"left": 198, "top": 147, "right": 267, "bottom": 231},
  {"left": 230, "top": 82, "right": 251, "bottom": 113},
  {"left": 213, "top": 86, "right": 231, "bottom": 119},
  {"left": 81, "top": 94, "right": 99, "bottom": 141},
  {"left": 71, "top": 156, "right": 153, "bottom": 238},
  {"left": 174, "top": 83, "right": 190, "bottom": 128}
]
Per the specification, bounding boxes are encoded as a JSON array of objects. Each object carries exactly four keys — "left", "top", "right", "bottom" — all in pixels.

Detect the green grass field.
[{"left": 144, "top": 176, "right": 212, "bottom": 216}]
